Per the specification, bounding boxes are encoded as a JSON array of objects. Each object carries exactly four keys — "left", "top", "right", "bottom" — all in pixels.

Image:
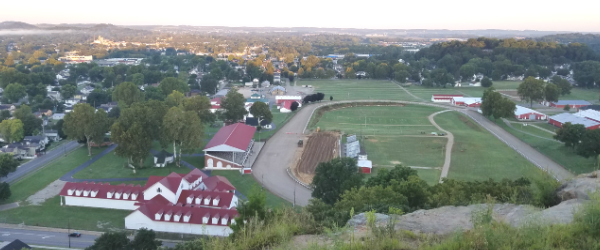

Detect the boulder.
[{"left": 556, "top": 171, "right": 600, "bottom": 201}]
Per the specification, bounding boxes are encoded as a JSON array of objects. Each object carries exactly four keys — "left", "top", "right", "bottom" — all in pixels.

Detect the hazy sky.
[{"left": 2, "top": 0, "right": 600, "bottom": 32}]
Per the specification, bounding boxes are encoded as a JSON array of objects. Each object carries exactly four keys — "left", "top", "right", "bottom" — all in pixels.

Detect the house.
[
  {"left": 0, "top": 239, "right": 31, "bottom": 250},
  {"left": 52, "top": 113, "right": 65, "bottom": 120},
  {"left": 275, "top": 95, "right": 302, "bottom": 105},
  {"left": 0, "top": 104, "right": 16, "bottom": 113},
  {"left": 514, "top": 106, "right": 547, "bottom": 120},
  {"left": 65, "top": 98, "right": 80, "bottom": 106},
  {"left": 1, "top": 142, "right": 38, "bottom": 159},
  {"left": 203, "top": 123, "right": 256, "bottom": 174},
  {"left": 270, "top": 86, "right": 286, "bottom": 95},
  {"left": 99, "top": 102, "right": 118, "bottom": 112},
  {"left": 357, "top": 154, "right": 372, "bottom": 174},
  {"left": 574, "top": 109, "right": 600, "bottom": 123},
  {"left": 153, "top": 150, "right": 174, "bottom": 167},
  {"left": 34, "top": 109, "right": 53, "bottom": 118},
  {"left": 24, "top": 135, "right": 49, "bottom": 150},
  {"left": 48, "top": 91, "right": 62, "bottom": 101},
  {"left": 545, "top": 100, "right": 592, "bottom": 109},
  {"left": 261, "top": 80, "right": 271, "bottom": 88},
  {"left": 451, "top": 97, "right": 481, "bottom": 107},
  {"left": 548, "top": 113, "right": 600, "bottom": 130},
  {"left": 81, "top": 86, "right": 95, "bottom": 95},
  {"left": 210, "top": 97, "right": 223, "bottom": 113},
  {"left": 45, "top": 130, "right": 62, "bottom": 142},
  {"left": 431, "top": 94, "right": 463, "bottom": 103},
  {"left": 245, "top": 117, "right": 272, "bottom": 129},
  {"left": 59, "top": 169, "right": 240, "bottom": 236},
  {"left": 245, "top": 97, "right": 269, "bottom": 106}
]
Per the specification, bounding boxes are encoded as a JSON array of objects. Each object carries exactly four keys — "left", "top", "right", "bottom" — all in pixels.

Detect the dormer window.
[
  {"left": 67, "top": 188, "right": 74, "bottom": 195},
  {"left": 221, "top": 215, "right": 229, "bottom": 225},
  {"left": 186, "top": 195, "right": 194, "bottom": 204},
  {"left": 183, "top": 213, "right": 191, "bottom": 222},
  {"left": 75, "top": 189, "right": 82, "bottom": 196},
  {"left": 211, "top": 214, "right": 220, "bottom": 224},
  {"left": 83, "top": 190, "right": 90, "bottom": 197},
  {"left": 131, "top": 192, "right": 138, "bottom": 200},
  {"left": 115, "top": 191, "right": 122, "bottom": 199},
  {"left": 195, "top": 197, "right": 201, "bottom": 205},
  {"left": 164, "top": 211, "right": 172, "bottom": 221},
  {"left": 107, "top": 190, "right": 114, "bottom": 199},
  {"left": 154, "top": 210, "right": 164, "bottom": 220},
  {"left": 230, "top": 218, "right": 236, "bottom": 225},
  {"left": 204, "top": 196, "right": 211, "bottom": 205},
  {"left": 91, "top": 189, "right": 98, "bottom": 197},
  {"left": 123, "top": 192, "right": 129, "bottom": 200},
  {"left": 212, "top": 196, "right": 220, "bottom": 206},
  {"left": 174, "top": 212, "right": 181, "bottom": 222},
  {"left": 202, "top": 213, "right": 210, "bottom": 224}
]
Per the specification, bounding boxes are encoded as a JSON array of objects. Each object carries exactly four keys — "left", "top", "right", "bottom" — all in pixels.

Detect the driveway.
[{"left": 0, "top": 141, "right": 81, "bottom": 184}]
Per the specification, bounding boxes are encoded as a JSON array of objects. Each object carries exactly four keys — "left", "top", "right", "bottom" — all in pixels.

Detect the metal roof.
[
  {"left": 553, "top": 100, "right": 592, "bottom": 105},
  {"left": 549, "top": 113, "right": 600, "bottom": 128},
  {"left": 575, "top": 109, "right": 600, "bottom": 122},
  {"left": 515, "top": 105, "right": 545, "bottom": 116}
]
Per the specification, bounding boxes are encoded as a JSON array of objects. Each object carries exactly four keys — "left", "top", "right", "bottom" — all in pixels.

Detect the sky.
[{"left": 2, "top": 0, "right": 600, "bottom": 32}]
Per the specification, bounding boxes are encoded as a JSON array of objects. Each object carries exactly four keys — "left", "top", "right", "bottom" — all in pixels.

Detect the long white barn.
[{"left": 59, "top": 169, "right": 240, "bottom": 236}]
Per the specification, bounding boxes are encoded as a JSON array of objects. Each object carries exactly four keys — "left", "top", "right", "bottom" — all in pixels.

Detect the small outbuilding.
[
  {"left": 0, "top": 239, "right": 31, "bottom": 250},
  {"left": 431, "top": 94, "right": 463, "bottom": 103},
  {"left": 451, "top": 97, "right": 481, "bottom": 107},
  {"left": 357, "top": 154, "right": 372, "bottom": 174},
  {"left": 270, "top": 86, "right": 286, "bottom": 95},
  {"left": 545, "top": 100, "right": 592, "bottom": 110},
  {"left": 153, "top": 150, "right": 174, "bottom": 167}
]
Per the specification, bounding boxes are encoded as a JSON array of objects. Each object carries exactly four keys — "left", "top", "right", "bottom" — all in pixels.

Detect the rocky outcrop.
[{"left": 556, "top": 171, "right": 600, "bottom": 201}]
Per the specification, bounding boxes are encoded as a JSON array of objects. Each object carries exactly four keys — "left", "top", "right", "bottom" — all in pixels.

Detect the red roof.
[
  {"left": 133, "top": 203, "right": 238, "bottom": 226},
  {"left": 211, "top": 105, "right": 221, "bottom": 110},
  {"left": 60, "top": 182, "right": 144, "bottom": 201},
  {"left": 211, "top": 97, "right": 222, "bottom": 105},
  {"left": 204, "top": 123, "right": 256, "bottom": 151},
  {"left": 183, "top": 168, "right": 209, "bottom": 183},
  {"left": 177, "top": 190, "right": 235, "bottom": 208},
  {"left": 281, "top": 100, "right": 297, "bottom": 110},
  {"left": 433, "top": 94, "right": 463, "bottom": 97},
  {"left": 203, "top": 176, "right": 236, "bottom": 192}
]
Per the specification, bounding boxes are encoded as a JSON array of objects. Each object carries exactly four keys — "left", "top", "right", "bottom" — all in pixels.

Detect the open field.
[
  {"left": 304, "top": 79, "right": 420, "bottom": 101},
  {"left": 211, "top": 170, "right": 291, "bottom": 208},
  {"left": 433, "top": 112, "right": 541, "bottom": 181},
  {"left": 293, "top": 132, "right": 338, "bottom": 184},
  {"left": 311, "top": 105, "right": 445, "bottom": 181},
  {"left": 495, "top": 120, "right": 596, "bottom": 174},
  {"left": 559, "top": 88, "right": 600, "bottom": 103}
]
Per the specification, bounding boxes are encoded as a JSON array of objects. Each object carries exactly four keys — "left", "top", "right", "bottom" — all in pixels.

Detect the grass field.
[
  {"left": 0, "top": 196, "right": 129, "bottom": 232},
  {"left": 303, "top": 79, "right": 420, "bottom": 101},
  {"left": 496, "top": 120, "right": 597, "bottom": 174},
  {"left": 560, "top": 88, "right": 600, "bottom": 103},
  {"left": 1, "top": 146, "right": 102, "bottom": 204},
  {"left": 253, "top": 107, "right": 296, "bottom": 141},
  {"left": 312, "top": 105, "right": 445, "bottom": 182},
  {"left": 433, "top": 112, "right": 541, "bottom": 181},
  {"left": 211, "top": 171, "right": 291, "bottom": 208},
  {"left": 403, "top": 81, "right": 522, "bottom": 101}
]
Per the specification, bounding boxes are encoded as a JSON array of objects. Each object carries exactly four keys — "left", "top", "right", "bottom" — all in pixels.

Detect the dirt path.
[{"left": 427, "top": 110, "right": 454, "bottom": 182}]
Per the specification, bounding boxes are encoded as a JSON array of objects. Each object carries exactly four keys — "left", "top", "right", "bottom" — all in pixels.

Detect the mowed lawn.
[
  {"left": 304, "top": 79, "right": 420, "bottom": 101},
  {"left": 0, "top": 146, "right": 102, "bottom": 204},
  {"left": 211, "top": 170, "right": 291, "bottom": 208},
  {"left": 434, "top": 112, "right": 541, "bottom": 181},
  {"left": 496, "top": 120, "right": 596, "bottom": 174},
  {"left": 313, "top": 105, "right": 445, "bottom": 183},
  {"left": 559, "top": 87, "right": 600, "bottom": 103},
  {"left": 404, "top": 80, "right": 521, "bottom": 101}
]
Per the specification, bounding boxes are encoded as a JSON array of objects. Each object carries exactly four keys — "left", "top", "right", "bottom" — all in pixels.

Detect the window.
[{"left": 157, "top": 187, "right": 162, "bottom": 193}]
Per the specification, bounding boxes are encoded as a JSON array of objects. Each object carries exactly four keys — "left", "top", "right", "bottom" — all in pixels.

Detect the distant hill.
[
  {"left": 0, "top": 21, "right": 39, "bottom": 30},
  {"left": 537, "top": 33, "right": 600, "bottom": 53}
]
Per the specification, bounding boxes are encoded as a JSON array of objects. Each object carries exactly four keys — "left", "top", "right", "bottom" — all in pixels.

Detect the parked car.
[{"left": 68, "top": 232, "right": 81, "bottom": 237}]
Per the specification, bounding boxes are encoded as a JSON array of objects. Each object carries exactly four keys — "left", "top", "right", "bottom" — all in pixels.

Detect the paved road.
[
  {"left": 0, "top": 227, "right": 176, "bottom": 249},
  {"left": 0, "top": 141, "right": 81, "bottom": 184},
  {"left": 253, "top": 99, "right": 574, "bottom": 206},
  {"left": 427, "top": 110, "right": 454, "bottom": 182}
]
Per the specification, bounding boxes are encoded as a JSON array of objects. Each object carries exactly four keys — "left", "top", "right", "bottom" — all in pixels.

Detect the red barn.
[
  {"left": 575, "top": 109, "right": 600, "bottom": 123},
  {"left": 357, "top": 155, "right": 372, "bottom": 174},
  {"left": 546, "top": 100, "right": 592, "bottom": 109},
  {"left": 203, "top": 123, "right": 256, "bottom": 173},
  {"left": 431, "top": 94, "right": 463, "bottom": 103},
  {"left": 514, "top": 106, "right": 547, "bottom": 120},
  {"left": 451, "top": 97, "right": 481, "bottom": 107},
  {"left": 548, "top": 113, "right": 600, "bottom": 130}
]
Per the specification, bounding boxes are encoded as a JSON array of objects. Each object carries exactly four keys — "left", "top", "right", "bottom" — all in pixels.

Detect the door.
[
  {"left": 207, "top": 159, "right": 213, "bottom": 168},
  {"left": 217, "top": 161, "right": 223, "bottom": 168},
  {"left": 529, "top": 114, "right": 536, "bottom": 120}
]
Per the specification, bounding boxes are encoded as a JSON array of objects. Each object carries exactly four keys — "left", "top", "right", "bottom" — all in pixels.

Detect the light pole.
[{"left": 68, "top": 219, "right": 71, "bottom": 248}]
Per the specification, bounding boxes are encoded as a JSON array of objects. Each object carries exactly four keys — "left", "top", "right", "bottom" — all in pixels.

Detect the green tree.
[
  {"left": 113, "top": 82, "right": 143, "bottom": 107},
  {"left": 63, "top": 104, "right": 110, "bottom": 156},
  {"left": 165, "top": 90, "right": 185, "bottom": 108},
  {"left": 183, "top": 95, "right": 214, "bottom": 124},
  {"left": 577, "top": 129, "right": 600, "bottom": 158},
  {"left": 544, "top": 83, "right": 560, "bottom": 102},
  {"left": 60, "top": 84, "right": 77, "bottom": 99},
  {"left": 249, "top": 101, "right": 272, "bottom": 126},
  {"left": 551, "top": 76, "right": 572, "bottom": 95},
  {"left": 459, "top": 64, "right": 477, "bottom": 82},
  {"left": 481, "top": 87, "right": 515, "bottom": 120},
  {"left": 131, "top": 73, "right": 144, "bottom": 86},
  {"left": 0, "top": 153, "right": 19, "bottom": 179},
  {"left": 554, "top": 122, "right": 586, "bottom": 148},
  {"left": 200, "top": 75, "right": 218, "bottom": 95},
  {"left": 220, "top": 88, "right": 247, "bottom": 123},
  {"left": 481, "top": 77, "right": 493, "bottom": 87},
  {"left": 85, "top": 231, "right": 129, "bottom": 250},
  {"left": 312, "top": 157, "right": 364, "bottom": 205},
  {"left": 0, "top": 110, "right": 10, "bottom": 121},
  {"left": 230, "top": 185, "right": 267, "bottom": 235},
  {"left": 517, "top": 77, "right": 546, "bottom": 107},
  {"left": 564, "top": 105, "right": 571, "bottom": 111},
  {"left": 573, "top": 61, "right": 600, "bottom": 88},
  {"left": 144, "top": 86, "right": 164, "bottom": 101},
  {"left": 3, "top": 83, "right": 26, "bottom": 103},
  {"left": 334, "top": 185, "right": 407, "bottom": 214},
  {"left": 128, "top": 228, "right": 162, "bottom": 250},
  {"left": 4, "top": 55, "right": 14, "bottom": 67},
  {"left": 13, "top": 105, "right": 42, "bottom": 136},
  {"left": 365, "top": 165, "right": 417, "bottom": 187},
  {"left": 0, "top": 182, "right": 10, "bottom": 201},
  {"left": 159, "top": 77, "right": 189, "bottom": 96},
  {"left": 0, "top": 119, "right": 24, "bottom": 143}
]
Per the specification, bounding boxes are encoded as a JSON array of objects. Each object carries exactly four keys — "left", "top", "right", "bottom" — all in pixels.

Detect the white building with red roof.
[
  {"left": 210, "top": 97, "right": 223, "bottom": 113},
  {"left": 59, "top": 169, "right": 240, "bottom": 236},
  {"left": 431, "top": 94, "right": 463, "bottom": 103},
  {"left": 203, "top": 123, "right": 256, "bottom": 173}
]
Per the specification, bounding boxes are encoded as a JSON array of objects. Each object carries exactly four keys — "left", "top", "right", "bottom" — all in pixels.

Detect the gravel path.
[
  {"left": 26, "top": 179, "right": 67, "bottom": 205},
  {"left": 427, "top": 110, "right": 454, "bottom": 182}
]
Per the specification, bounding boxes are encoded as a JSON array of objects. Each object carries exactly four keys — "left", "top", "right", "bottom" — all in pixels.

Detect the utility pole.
[
  {"left": 293, "top": 183, "right": 296, "bottom": 208},
  {"left": 68, "top": 219, "right": 71, "bottom": 248}
]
